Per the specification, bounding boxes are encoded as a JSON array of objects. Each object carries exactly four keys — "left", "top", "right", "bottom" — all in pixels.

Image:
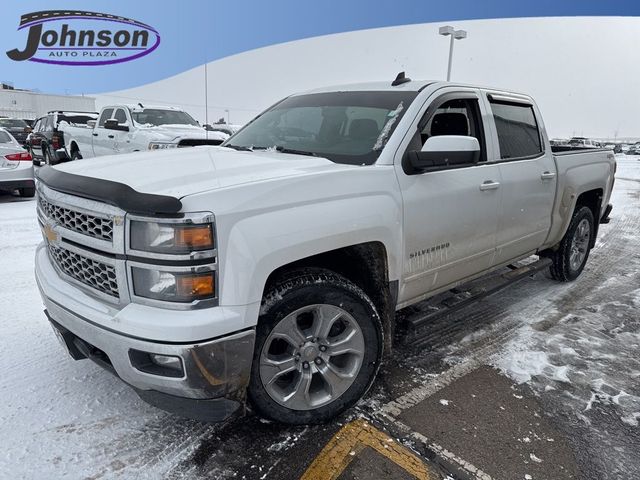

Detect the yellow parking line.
[{"left": 300, "top": 418, "right": 435, "bottom": 480}]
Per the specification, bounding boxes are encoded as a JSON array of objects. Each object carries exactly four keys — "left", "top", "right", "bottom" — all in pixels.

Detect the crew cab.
[
  {"left": 65, "top": 105, "right": 228, "bottom": 160},
  {"left": 35, "top": 77, "right": 615, "bottom": 424}
]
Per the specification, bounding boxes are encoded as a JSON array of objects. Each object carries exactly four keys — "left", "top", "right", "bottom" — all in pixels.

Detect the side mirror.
[
  {"left": 405, "top": 136, "right": 480, "bottom": 173},
  {"left": 87, "top": 120, "right": 96, "bottom": 128},
  {"left": 104, "top": 119, "right": 130, "bottom": 132}
]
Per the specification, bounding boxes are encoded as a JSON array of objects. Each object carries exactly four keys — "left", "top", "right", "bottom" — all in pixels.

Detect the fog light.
[
  {"left": 129, "top": 349, "right": 185, "bottom": 378},
  {"left": 150, "top": 354, "right": 182, "bottom": 371}
]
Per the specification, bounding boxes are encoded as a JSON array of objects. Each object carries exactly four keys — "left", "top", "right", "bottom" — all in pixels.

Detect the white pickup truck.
[
  {"left": 64, "top": 104, "right": 227, "bottom": 160},
  {"left": 35, "top": 77, "right": 615, "bottom": 424}
]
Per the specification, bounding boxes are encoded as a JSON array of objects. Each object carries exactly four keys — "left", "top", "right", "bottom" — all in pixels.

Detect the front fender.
[{"left": 218, "top": 193, "right": 401, "bottom": 308}]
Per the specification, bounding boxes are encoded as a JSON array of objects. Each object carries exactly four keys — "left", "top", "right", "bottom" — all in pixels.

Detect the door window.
[
  {"left": 113, "top": 109, "right": 128, "bottom": 124},
  {"left": 98, "top": 109, "right": 114, "bottom": 127},
  {"left": 407, "top": 96, "right": 486, "bottom": 163},
  {"left": 489, "top": 100, "right": 542, "bottom": 159}
]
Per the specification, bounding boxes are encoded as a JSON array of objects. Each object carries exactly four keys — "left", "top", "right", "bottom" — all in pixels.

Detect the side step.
[{"left": 404, "top": 257, "right": 552, "bottom": 329}]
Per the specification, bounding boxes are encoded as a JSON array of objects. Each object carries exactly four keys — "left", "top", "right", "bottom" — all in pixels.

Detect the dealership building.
[{"left": 0, "top": 82, "right": 95, "bottom": 120}]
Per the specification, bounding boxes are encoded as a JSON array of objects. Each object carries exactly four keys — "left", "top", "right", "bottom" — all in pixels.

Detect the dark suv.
[
  {"left": 0, "top": 118, "right": 31, "bottom": 145},
  {"left": 29, "top": 111, "right": 97, "bottom": 166}
]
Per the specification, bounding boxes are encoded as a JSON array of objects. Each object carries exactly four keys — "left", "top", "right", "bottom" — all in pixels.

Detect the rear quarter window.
[{"left": 489, "top": 100, "right": 542, "bottom": 159}]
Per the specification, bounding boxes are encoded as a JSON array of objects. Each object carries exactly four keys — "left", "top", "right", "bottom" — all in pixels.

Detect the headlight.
[
  {"left": 131, "top": 267, "right": 215, "bottom": 303},
  {"left": 130, "top": 220, "right": 214, "bottom": 254},
  {"left": 148, "top": 142, "right": 178, "bottom": 150}
]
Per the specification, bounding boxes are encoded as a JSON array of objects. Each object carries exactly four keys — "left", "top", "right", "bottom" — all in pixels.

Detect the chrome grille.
[
  {"left": 48, "top": 244, "right": 119, "bottom": 298},
  {"left": 38, "top": 195, "right": 113, "bottom": 242}
]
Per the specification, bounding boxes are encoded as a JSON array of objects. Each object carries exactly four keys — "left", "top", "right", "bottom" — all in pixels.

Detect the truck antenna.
[{"left": 391, "top": 72, "right": 411, "bottom": 86}]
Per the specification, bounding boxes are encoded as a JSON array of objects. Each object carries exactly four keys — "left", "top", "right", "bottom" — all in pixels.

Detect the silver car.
[{"left": 0, "top": 127, "right": 35, "bottom": 197}]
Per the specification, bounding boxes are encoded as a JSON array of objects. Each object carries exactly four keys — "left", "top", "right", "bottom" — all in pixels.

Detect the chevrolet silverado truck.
[
  {"left": 63, "top": 104, "right": 227, "bottom": 160},
  {"left": 35, "top": 76, "right": 615, "bottom": 424}
]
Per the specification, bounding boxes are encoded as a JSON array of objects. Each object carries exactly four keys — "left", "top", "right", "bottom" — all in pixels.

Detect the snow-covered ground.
[{"left": 0, "top": 156, "right": 638, "bottom": 479}]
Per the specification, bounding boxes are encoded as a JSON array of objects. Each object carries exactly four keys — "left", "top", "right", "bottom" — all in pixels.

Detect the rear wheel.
[
  {"left": 248, "top": 268, "right": 383, "bottom": 424},
  {"left": 70, "top": 148, "right": 82, "bottom": 161},
  {"left": 548, "top": 206, "right": 595, "bottom": 281}
]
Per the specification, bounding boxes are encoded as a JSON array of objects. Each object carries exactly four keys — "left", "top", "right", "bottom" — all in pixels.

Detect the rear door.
[
  {"left": 395, "top": 88, "right": 502, "bottom": 305},
  {"left": 483, "top": 93, "right": 557, "bottom": 264}
]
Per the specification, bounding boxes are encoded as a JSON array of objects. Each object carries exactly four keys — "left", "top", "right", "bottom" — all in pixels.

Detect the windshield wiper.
[
  {"left": 274, "top": 145, "right": 317, "bottom": 157},
  {"left": 224, "top": 144, "right": 253, "bottom": 152}
]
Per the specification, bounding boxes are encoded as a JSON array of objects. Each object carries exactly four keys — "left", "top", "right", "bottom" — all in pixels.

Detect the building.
[{"left": 0, "top": 84, "right": 96, "bottom": 120}]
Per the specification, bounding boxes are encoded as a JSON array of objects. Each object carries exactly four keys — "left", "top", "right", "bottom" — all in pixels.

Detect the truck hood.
[
  {"left": 138, "top": 124, "right": 227, "bottom": 142},
  {"left": 54, "top": 146, "right": 350, "bottom": 199}
]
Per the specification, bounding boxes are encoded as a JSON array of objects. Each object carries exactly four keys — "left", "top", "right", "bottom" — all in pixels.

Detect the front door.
[
  {"left": 396, "top": 90, "right": 501, "bottom": 306},
  {"left": 92, "top": 108, "right": 115, "bottom": 157}
]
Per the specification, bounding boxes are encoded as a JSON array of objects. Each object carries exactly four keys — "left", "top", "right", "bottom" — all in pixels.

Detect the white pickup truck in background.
[
  {"left": 35, "top": 76, "right": 615, "bottom": 425},
  {"left": 64, "top": 105, "right": 228, "bottom": 159}
]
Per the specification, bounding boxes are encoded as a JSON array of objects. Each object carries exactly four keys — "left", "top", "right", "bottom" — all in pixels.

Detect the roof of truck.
[
  {"left": 298, "top": 79, "right": 533, "bottom": 100},
  {"left": 301, "top": 80, "right": 436, "bottom": 94}
]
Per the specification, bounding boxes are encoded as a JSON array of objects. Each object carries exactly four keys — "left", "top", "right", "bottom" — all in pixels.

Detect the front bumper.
[{"left": 36, "top": 244, "right": 256, "bottom": 422}]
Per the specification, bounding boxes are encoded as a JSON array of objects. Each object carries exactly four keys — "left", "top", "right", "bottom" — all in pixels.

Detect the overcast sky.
[{"left": 97, "top": 17, "right": 640, "bottom": 139}]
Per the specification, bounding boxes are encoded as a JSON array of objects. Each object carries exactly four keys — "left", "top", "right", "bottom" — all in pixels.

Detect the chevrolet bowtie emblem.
[{"left": 42, "top": 223, "right": 59, "bottom": 243}]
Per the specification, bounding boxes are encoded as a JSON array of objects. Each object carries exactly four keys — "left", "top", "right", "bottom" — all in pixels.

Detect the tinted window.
[
  {"left": 226, "top": 91, "right": 417, "bottom": 165},
  {"left": 0, "top": 118, "right": 27, "bottom": 128},
  {"left": 98, "top": 108, "right": 114, "bottom": 127},
  {"left": 56, "top": 114, "right": 97, "bottom": 126},
  {"left": 490, "top": 101, "right": 542, "bottom": 159},
  {"left": 114, "top": 109, "right": 127, "bottom": 124},
  {"left": 0, "top": 131, "right": 12, "bottom": 143}
]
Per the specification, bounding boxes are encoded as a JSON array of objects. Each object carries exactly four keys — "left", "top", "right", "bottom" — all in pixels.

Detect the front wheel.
[
  {"left": 548, "top": 206, "right": 595, "bottom": 281},
  {"left": 248, "top": 268, "right": 383, "bottom": 424}
]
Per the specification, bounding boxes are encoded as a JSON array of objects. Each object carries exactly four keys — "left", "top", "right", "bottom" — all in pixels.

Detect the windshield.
[
  {"left": 225, "top": 91, "right": 418, "bottom": 165},
  {"left": 0, "top": 131, "right": 13, "bottom": 143},
  {"left": 131, "top": 109, "right": 199, "bottom": 127},
  {"left": 0, "top": 118, "right": 27, "bottom": 129}
]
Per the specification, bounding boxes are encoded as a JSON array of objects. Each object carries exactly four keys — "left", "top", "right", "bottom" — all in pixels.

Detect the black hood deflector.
[{"left": 37, "top": 166, "right": 183, "bottom": 216}]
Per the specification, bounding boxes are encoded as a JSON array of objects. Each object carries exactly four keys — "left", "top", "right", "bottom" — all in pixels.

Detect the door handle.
[
  {"left": 92, "top": 133, "right": 98, "bottom": 137},
  {"left": 479, "top": 180, "right": 500, "bottom": 191},
  {"left": 541, "top": 171, "right": 556, "bottom": 180},
  {"left": 108, "top": 134, "right": 115, "bottom": 139}
]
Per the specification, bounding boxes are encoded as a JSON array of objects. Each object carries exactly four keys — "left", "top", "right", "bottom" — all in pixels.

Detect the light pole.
[
  {"left": 225, "top": 109, "right": 230, "bottom": 125},
  {"left": 439, "top": 26, "right": 467, "bottom": 81}
]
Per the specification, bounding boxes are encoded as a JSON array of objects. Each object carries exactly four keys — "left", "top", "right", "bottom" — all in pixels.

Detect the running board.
[{"left": 403, "top": 257, "right": 552, "bottom": 329}]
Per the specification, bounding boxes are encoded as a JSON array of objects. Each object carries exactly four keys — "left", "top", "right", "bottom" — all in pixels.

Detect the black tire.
[
  {"left": 548, "top": 206, "right": 595, "bottom": 281},
  {"left": 248, "top": 268, "right": 383, "bottom": 424},
  {"left": 70, "top": 147, "right": 82, "bottom": 161},
  {"left": 19, "top": 187, "right": 36, "bottom": 198}
]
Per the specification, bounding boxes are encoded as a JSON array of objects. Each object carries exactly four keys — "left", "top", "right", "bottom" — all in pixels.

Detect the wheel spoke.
[
  {"left": 313, "top": 305, "right": 342, "bottom": 341},
  {"left": 327, "top": 328, "right": 364, "bottom": 356},
  {"left": 261, "top": 356, "right": 297, "bottom": 386},
  {"left": 272, "top": 315, "right": 308, "bottom": 347},
  {"left": 284, "top": 371, "right": 313, "bottom": 407}
]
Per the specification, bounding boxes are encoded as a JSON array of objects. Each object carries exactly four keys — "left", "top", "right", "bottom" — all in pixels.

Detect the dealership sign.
[{"left": 6, "top": 10, "right": 160, "bottom": 66}]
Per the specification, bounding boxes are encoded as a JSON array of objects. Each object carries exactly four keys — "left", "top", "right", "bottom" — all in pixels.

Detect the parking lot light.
[{"left": 439, "top": 25, "right": 468, "bottom": 81}]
